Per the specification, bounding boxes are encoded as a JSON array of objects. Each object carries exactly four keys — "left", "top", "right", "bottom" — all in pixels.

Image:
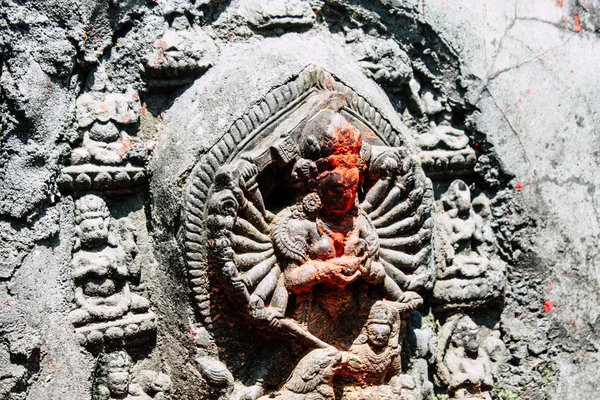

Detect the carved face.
[
  {"left": 317, "top": 167, "right": 359, "bottom": 214},
  {"left": 367, "top": 323, "right": 392, "bottom": 348},
  {"left": 447, "top": 180, "right": 471, "bottom": 214},
  {"left": 79, "top": 217, "right": 109, "bottom": 247},
  {"left": 106, "top": 370, "right": 129, "bottom": 396}
]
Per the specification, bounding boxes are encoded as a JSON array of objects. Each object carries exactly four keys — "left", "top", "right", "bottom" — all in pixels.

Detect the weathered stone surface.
[{"left": 1, "top": 0, "right": 599, "bottom": 399}]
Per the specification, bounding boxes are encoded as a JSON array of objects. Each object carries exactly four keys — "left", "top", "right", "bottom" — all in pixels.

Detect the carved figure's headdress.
[
  {"left": 75, "top": 194, "right": 110, "bottom": 224},
  {"left": 299, "top": 111, "right": 363, "bottom": 174},
  {"left": 441, "top": 179, "right": 471, "bottom": 212},
  {"left": 367, "top": 301, "right": 395, "bottom": 326}
]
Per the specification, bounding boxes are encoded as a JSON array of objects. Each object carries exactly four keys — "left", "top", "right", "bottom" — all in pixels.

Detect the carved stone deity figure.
[
  {"left": 435, "top": 315, "right": 507, "bottom": 397},
  {"left": 69, "top": 195, "right": 154, "bottom": 346},
  {"left": 95, "top": 350, "right": 133, "bottom": 400},
  {"left": 335, "top": 300, "right": 407, "bottom": 399},
  {"left": 195, "top": 94, "right": 433, "bottom": 399},
  {"left": 94, "top": 350, "right": 172, "bottom": 400},
  {"left": 72, "top": 82, "right": 145, "bottom": 167},
  {"left": 432, "top": 180, "right": 505, "bottom": 310}
]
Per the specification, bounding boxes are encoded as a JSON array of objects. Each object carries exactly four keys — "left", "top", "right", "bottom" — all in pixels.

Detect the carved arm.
[{"left": 284, "top": 256, "right": 364, "bottom": 293}]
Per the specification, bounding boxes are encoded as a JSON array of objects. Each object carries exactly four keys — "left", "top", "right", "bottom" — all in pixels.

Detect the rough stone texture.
[{"left": 0, "top": 0, "right": 599, "bottom": 399}]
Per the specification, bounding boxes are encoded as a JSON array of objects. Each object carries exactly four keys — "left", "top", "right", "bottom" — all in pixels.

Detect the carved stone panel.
[{"left": 184, "top": 67, "right": 435, "bottom": 399}]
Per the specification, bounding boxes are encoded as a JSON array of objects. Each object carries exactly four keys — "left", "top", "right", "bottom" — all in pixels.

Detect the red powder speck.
[
  {"left": 515, "top": 182, "right": 522, "bottom": 191},
  {"left": 517, "top": 98, "right": 522, "bottom": 103},
  {"left": 556, "top": 0, "right": 564, "bottom": 7},
  {"left": 571, "top": 320, "right": 576, "bottom": 326},
  {"left": 543, "top": 300, "right": 554, "bottom": 312},
  {"left": 570, "top": 69, "right": 575, "bottom": 73},
  {"left": 526, "top": 89, "right": 531, "bottom": 95},
  {"left": 574, "top": 15, "right": 581, "bottom": 32}
]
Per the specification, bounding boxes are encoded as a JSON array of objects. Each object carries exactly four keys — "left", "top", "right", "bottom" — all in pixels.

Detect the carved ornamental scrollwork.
[{"left": 184, "top": 66, "right": 436, "bottom": 399}]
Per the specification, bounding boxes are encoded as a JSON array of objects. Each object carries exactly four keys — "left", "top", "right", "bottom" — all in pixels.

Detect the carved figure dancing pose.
[{"left": 202, "top": 110, "right": 433, "bottom": 399}]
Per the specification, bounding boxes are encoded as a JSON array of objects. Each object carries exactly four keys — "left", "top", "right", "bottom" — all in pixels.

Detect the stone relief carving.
[
  {"left": 141, "top": 15, "right": 217, "bottom": 87},
  {"left": 432, "top": 180, "right": 506, "bottom": 312},
  {"left": 417, "top": 124, "right": 477, "bottom": 179},
  {"left": 59, "top": 70, "right": 148, "bottom": 194},
  {"left": 3, "top": 0, "right": 534, "bottom": 396},
  {"left": 435, "top": 315, "right": 507, "bottom": 399},
  {"left": 94, "top": 350, "right": 172, "bottom": 400},
  {"left": 185, "top": 67, "right": 436, "bottom": 399},
  {"left": 69, "top": 194, "right": 156, "bottom": 348}
]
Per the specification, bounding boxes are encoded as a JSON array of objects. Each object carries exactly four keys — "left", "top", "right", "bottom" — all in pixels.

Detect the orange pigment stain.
[
  {"left": 573, "top": 15, "right": 581, "bottom": 32},
  {"left": 543, "top": 300, "right": 554, "bottom": 312},
  {"left": 118, "top": 138, "right": 135, "bottom": 157}
]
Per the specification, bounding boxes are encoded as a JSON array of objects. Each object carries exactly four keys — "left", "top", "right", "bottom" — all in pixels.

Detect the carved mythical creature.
[
  {"left": 202, "top": 107, "right": 433, "bottom": 398},
  {"left": 69, "top": 195, "right": 150, "bottom": 328},
  {"left": 258, "top": 348, "right": 342, "bottom": 400}
]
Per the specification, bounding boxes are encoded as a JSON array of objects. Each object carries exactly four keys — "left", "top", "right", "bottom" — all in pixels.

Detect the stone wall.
[{"left": 0, "top": 0, "right": 598, "bottom": 399}]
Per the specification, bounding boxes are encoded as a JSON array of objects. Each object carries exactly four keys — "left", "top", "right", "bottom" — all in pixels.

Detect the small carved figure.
[
  {"left": 336, "top": 301, "right": 404, "bottom": 399},
  {"left": 68, "top": 195, "right": 152, "bottom": 340},
  {"left": 141, "top": 17, "right": 217, "bottom": 87},
  {"left": 417, "top": 123, "right": 477, "bottom": 178},
  {"left": 94, "top": 350, "right": 171, "bottom": 400},
  {"left": 72, "top": 85, "right": 145, "bottom": 167},
  {"left": 95, "top": 350, "right": 133, "bottom": 400},
  {"left": 435, "top": 315, "right": 507, "bottom": 396},
  {"left": 432, "top": 180, "right": 505, "bottom": 310},
  {"left": 352, "top": 37, "right": 413, "bottom": 92}
]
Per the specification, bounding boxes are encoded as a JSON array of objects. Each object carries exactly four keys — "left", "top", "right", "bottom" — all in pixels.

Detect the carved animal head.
[{"left": 284, "top": 348, "right": 342, "bottom": 394}]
